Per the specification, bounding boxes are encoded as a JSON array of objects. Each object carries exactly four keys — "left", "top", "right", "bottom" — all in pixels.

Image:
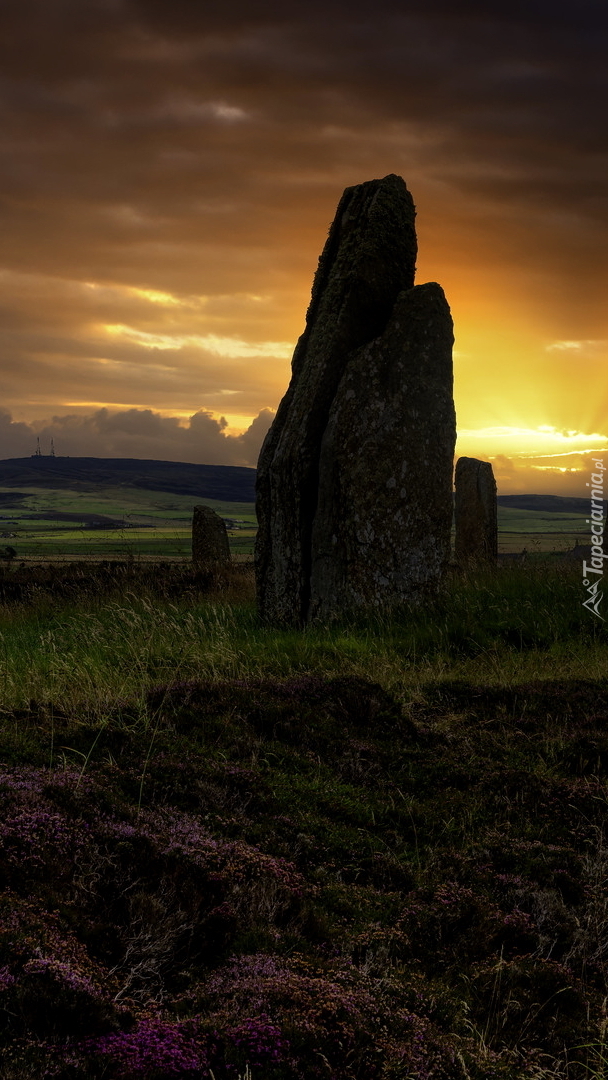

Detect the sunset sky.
[{"left": 0, "top": 0, "right": 606, "bottom": 495}]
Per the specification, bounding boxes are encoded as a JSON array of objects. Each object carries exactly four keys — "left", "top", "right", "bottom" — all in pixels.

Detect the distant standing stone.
[
  {"left": 255, "top": 173, "right": 456, "bottom": 624},
  {"left": 454, "top": 458, "right": 498, "bottom": 563},
  {"left": 192, "top": 505, "right": 231, "bottom": 566}
]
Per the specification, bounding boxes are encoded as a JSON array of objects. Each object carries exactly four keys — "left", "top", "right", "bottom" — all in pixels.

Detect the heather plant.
[{"left": 0, "top": 563, "right": 607, "bottom": 1077}]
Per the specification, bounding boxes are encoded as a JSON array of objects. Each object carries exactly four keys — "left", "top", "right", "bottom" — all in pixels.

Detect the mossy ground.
[{"left": 0, "top": 561, "right": 607, "bottom": 1078}]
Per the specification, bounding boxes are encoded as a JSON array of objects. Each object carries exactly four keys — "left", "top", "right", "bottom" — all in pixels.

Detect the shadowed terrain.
[{"left": 0, "top": 561, "right": 607, "bottom": 1077}]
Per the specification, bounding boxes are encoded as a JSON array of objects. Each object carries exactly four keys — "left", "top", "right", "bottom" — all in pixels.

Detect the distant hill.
[
  {"left": 0, "top": 457, "right": 256, "bottom": 503},
  {"left": 497, "top": 494, "right": 605, "bottom": 514},
  {"left": 1, "top": 460, "right": 603, "bottom": 515}
]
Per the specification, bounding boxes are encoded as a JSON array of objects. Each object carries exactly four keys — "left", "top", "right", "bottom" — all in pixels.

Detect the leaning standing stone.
[
  {"left": 192, "top": 505, "right": 231, "bottom": 566},
  {"left": 255, "top": 174, "right": 455, "bottom": 624},
  {"left": 256, "top": 174, "right": 418, "bottom": 626},
  {"left": 454, "top": 458, "right": 498, "bottom": 564}
]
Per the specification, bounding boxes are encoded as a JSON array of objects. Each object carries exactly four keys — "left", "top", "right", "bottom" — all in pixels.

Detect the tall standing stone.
[
  {"left": 309, "top": 282, "right": 455, "bottom": 619},
  {"left": 255, "top": 174, "right": 456, "bottom": 624},
  {"left": 454, "top": 458, "right": 498, "bottom": 564},
  {"left": 192, "top": 505, "right": 231, "bottom": 567}
]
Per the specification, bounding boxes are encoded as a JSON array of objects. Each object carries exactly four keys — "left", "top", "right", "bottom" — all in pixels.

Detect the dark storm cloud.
[{"left": 2, "top": 0, "right": 605, "bottom": 231}]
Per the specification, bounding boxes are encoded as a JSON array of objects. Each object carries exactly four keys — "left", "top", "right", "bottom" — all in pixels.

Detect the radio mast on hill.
[{"left": 33, "top": 437, "right": 56, "bottom": 457}]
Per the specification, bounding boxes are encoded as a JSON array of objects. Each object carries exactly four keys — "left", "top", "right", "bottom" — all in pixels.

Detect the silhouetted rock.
[
  {"left": 310, "top": 282, "right": 455, "bottom": 619},
  {"left": 256, "top": 174, "right": 456, "bottom": 624},
  {"left": 454, "top": 457, "right": 498, "bottom": 563},
  {"left": 192, "top": 505, "right": 230, "bottom": 566}
]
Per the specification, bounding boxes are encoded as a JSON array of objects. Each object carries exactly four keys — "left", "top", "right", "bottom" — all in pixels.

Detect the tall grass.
[{"left": 0, "top": 560, "right": 605, "bottom": 725}]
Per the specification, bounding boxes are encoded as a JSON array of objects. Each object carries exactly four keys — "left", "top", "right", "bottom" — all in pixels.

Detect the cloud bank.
[{"left": 0, "top": 407, "right": 274, "bottom": 467}]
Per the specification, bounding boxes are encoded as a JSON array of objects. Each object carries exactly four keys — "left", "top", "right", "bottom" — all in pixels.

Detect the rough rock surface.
[
  {"left": 309, "top": 282, "right": 455, "bottom": 619},
  {"left": 454, "top": 457, "right": 498, "bottom": 563},
  {"left": 255, "top": 174, "right": 455, "bottom": 624},
  {"left": 192, "top": 505, "right": 231, "bottom": 566}
]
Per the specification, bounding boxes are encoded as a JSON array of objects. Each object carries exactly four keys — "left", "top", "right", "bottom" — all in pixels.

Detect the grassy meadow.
[
  {"left": 0, "top": 552, "right": 607, "bottom": 1078},
  {"left": 0, "top": 486, "right": 257, "bottom": 559},
  {"left": 495, "top": 506, "right": 588, "bottom": 554},
  {"left": 0, "top": 483, "right": 590, "bottom": 560}
]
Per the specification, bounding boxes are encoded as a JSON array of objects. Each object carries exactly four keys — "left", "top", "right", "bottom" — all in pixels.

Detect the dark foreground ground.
[{"left": 1, "top": 562, "right": 608, "bottom": 1078}]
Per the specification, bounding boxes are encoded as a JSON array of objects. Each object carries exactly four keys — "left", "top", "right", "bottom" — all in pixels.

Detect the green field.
[
  {"left": 0, "top": 485, "right": 591, "bottom": 560},
  {"left": 496, "top": 505, "right": 588, "bottom": 553},
  {"left": 0, "top": 486, "right": 257, "bottom": 558}
]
